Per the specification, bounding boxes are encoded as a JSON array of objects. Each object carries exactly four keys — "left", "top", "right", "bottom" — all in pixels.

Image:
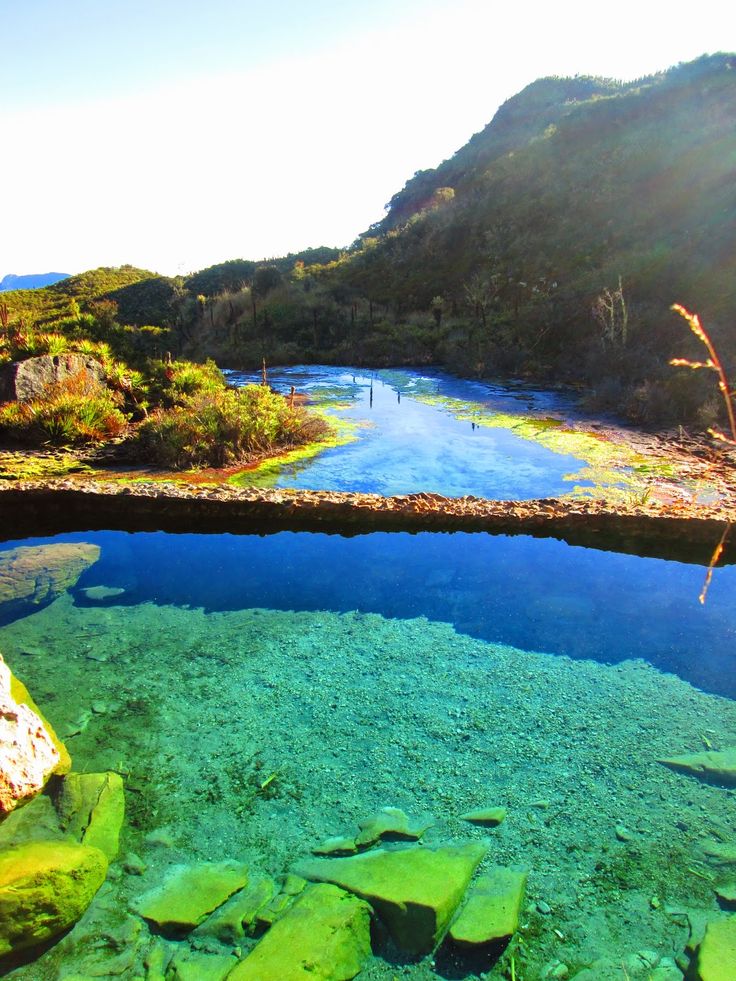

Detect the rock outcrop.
[
  {"left": 0, "top": 840, "right": 108, "bottom": 958},
  {"left": 0, "top": 654, "right": 69, "bottom": 815},
  {"left": 0, "top": 353, "right": 106, "bottom": 403},
  {"left": 0, "top": 541, "right": 100, "bottom": 622}
]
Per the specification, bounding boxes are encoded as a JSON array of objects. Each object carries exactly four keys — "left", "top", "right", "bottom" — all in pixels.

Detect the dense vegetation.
[
  {"left": 1, "top": 54, "right": 735, "bottom": 431},
  {"left": 0, "top": 277, "right": 328, "bottom": 465}
]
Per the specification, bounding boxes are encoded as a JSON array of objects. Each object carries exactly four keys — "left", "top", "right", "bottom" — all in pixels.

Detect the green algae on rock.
[
  {"left": 354, "top": 805, "right": 434, "bottom": 848},
  {"left": 448, "top": 867, "right": 528, "bottom": 948},
  {"left": 693, "top": 916, "right": 736, "bottom": 980},
  {"left": 0, "top": 840, "right": 108, "bottom": 958},
  {"left": 166, "top": 948, "right": 239, "bottom": 981},
  {"left": 132, "top": 860, "right": 249, "bottom": 933},
  {"left": 7, "top": 659, "right": 71, "bottom": 776},
  {"left": 313, "top": 836, "right": 359, "bottom": 857},
  {"left": 459, "top": 806, "right": 507, "bottom": 827},
  {"left": 297, "top": 840, "right": 488, "bottom": 954},
  {"left": 659, "top": 748, "right": 736, "bottom": 786},
  {"left": 195, "top": 876, "right": 277, "bottom": 944},
  {"left": 228, "top": 883, "right": 371, "bottom": 981},
  {"left": 0, "top": 654, "right": 62, "bottom": 815},
  {"left": 55, "top": 771, "right": 125, "bottom": 860}
]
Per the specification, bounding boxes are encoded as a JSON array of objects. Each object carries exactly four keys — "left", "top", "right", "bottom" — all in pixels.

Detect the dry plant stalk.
[
  {"left": 699, "top": 522, "right": 731, "bottom": 605},
  {"left": 670, "top": 305, "right": 735, "bottom": 603},
  {"left": 670, "top": 304, "right": 736, "bottom": 445}
]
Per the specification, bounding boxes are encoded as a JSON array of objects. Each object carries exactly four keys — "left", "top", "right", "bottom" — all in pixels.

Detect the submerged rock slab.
[
  {"left": 132, "top": 861, "right": 249, "bottom": 933},
  {"left": 459, "top": 807, "right": 507, "bottom": 827},
  {"left": 313, "top": 836, "right": 358, "bottom": 856},
  {"left": 694, "top": 916, "right": 736, "bottom": 980},
  {"left": 55, "top": 771, "right": 125, "bottom": 860},
  {"left": 0, "top": 840, "right": 108, "bottom": 958},
  {"left": 297, "top": 840, "right": 488, "bottom": 954},
  {"left": 659, "top": 748, "right": 736, "bottom": 786},
  {"left": 354, "top": 806, "right": 434, "bottom": 848},
  {"left": 167, "top": 948, "right": 238, "bottom": 980},
  {"left": 228, "top": 883, "right": 371, "bottom": 981},
  {"left": 0, "top": 542, "right": 100, "bottom": 621},
  {"left": 195, "top": 876, "right": 276, "bottom": 944},
  {"left": 0, "top": 654, "right": 64, "bottom": 815},
  {"left": 448, "top": 867, "right": 528, "bottom": 948}
]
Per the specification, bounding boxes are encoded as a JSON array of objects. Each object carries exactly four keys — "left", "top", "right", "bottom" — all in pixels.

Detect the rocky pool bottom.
[{"left": 1, "top": 592, "right": 736, "bottom": 979}]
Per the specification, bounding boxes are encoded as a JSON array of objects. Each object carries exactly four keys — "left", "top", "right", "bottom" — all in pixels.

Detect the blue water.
[
  {"left": 3, "top": 529, "right": 735, "bottom": 700},
  {"left": 224, "top": 366, "right": 593, "bottom": 498}
]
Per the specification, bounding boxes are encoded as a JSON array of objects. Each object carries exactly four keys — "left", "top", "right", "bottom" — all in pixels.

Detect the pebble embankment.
[{"left": 0, "top": 480, "right": 733, "bottom": 565}]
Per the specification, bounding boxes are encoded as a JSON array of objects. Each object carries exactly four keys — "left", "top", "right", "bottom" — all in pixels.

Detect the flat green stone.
[
  {"left": 167, "top": 949, "right": 238, "bottom": 980},
  {"left": 448, "top": 867, "right": 528, "bottom": 947},
  {"left": 297, "top": 840, "right": 488, "bottom": 953},
  {"left": 313, "top": 836, "right": 358, "bottom": 856},
  {"left": 354, "top": 806, "right": 434, "bottom": 848},
  {"left": 0, "top": 841, "right": 108, "bottom": 958},
  {"left": 459, "top": 807, "right": 507, "bottom": 827},
  {"left": 195, "top": 877, "right": 276, "bottom": 944},
  {"left": 716, "top": 882, "right": 736, "bottom": 903},
  {"left": 228, "top": 883, "right": 371, "bottom": 980},
  {"left": 133, "top": 861, "right": 249, "bottom": 933},
  {"left": 659, "top": 748, "right": 736, "bottom": 786},
  {"left": 695, "top": 917, "right": 736, "bottom": 980}
]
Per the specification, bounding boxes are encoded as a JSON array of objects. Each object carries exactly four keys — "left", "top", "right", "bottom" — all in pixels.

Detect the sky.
[{"left": 1, "top": 0, "right": 734, "bottom": 278}]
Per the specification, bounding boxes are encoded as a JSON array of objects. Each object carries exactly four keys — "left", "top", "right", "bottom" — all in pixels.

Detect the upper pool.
[{"left": 224, "top": 366, "right": 655, "bottom": 500}]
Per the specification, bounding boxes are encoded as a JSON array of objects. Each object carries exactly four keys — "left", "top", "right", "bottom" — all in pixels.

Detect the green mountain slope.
[{"left": 319, "top": 53, "right": 736, "bottom": 424}]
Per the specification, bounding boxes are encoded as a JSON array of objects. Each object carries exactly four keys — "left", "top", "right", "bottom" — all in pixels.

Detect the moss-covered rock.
[
  {"left": 354, "top": 806, "right": 434, "bottom": 848},
  {"left": 658, "top": 748, "right": 736, "bottom": 786},
  {"left": 54, "top": 771, "right": 125, "bottom": 860},
  {"left": 448, "top": 867, "right": 528, "bottom": 947},
  {"left": 132, "top": 861, "right": 249, "bottom": 933},
  {"left": 195, "top": 876, "right": 276, "bottom": 944},
  {"left": 0, "top": 840, "right": 108, "bottom": 958},
  {"left": 694, "top": 916, "right": 736, "bottom": 979},
  {"left": 313, "top": 836, "right": 358, "bottom": 856},
  {"left": 297, "top": 840, "right": 488, "bottom": 954},
  {"left": 228, "top": 883, "right": 371, "bottom": 980},
  {"left": 166, "top": 948, "right": 238, "bottom": 980}
]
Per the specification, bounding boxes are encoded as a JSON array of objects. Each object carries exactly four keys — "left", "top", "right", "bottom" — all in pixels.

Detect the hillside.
[{"left": 164, "top": 54, "right": 736, "bottom": 428}]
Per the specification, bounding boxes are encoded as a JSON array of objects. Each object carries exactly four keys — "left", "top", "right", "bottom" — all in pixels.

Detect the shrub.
[{"left": 134, "top": 384, "right": 331, "bottom": 469}]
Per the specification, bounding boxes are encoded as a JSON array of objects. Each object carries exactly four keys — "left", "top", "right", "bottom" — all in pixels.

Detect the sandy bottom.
[{"left": 2, "top": 595, "right": 736, "bottom": 979}]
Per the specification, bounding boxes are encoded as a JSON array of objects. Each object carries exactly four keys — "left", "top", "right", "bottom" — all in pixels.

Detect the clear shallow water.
[
  {"left": 2, "top": 531, "right": 736, "bottom": 980},
  {"left": 224, "top": 366, "right": 605, "bottom": 498},
  {"left": 4, "top": 529, "right": 735, "bottom": 697}
]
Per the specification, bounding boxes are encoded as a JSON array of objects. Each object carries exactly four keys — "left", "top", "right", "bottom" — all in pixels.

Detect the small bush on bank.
[
  {"left": 134, "top": 383, "right": 331, "bottom": 469},
  {"left": 0, "top": 372, "right": 128, "bottom": 444}
]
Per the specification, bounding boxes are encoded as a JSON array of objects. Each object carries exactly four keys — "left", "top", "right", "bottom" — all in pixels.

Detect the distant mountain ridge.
[{"left": 0, "top": 272, "right": 69, "bottom": 292}]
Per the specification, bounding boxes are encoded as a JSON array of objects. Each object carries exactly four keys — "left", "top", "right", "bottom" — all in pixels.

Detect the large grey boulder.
[{"left": 0, "top": 353, "right": 106, "bottom": 403}]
